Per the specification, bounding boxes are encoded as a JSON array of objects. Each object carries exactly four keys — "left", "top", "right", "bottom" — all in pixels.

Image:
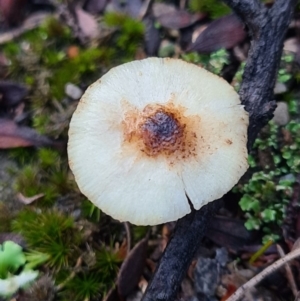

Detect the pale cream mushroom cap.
[{"left": 68, "top": 57, "right": 249, "bottom": 225}]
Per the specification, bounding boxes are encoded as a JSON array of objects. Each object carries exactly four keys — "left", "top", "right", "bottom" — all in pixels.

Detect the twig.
[
  {"left": 123, "top": 222, "right": 131, "bottom": 254},
  {"left": 226, "top": 247, "right": 300, "bottom": 301},
  {"left": 138, "top": 0, "right": 152, "bottom": 20},
  {"left": 295, "top": 291, "right": 300, "bottom": 301},
  {"left": 277, "top": 244, "right": 298, "bottom": 297},
  {"left": 0, "top": 13, "right": 52, "bottom": 45},
  {"left": 141, "top": 1, "right": 297, "bottom": 301}
]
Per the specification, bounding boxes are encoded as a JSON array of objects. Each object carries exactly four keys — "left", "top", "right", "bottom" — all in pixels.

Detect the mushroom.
[{"left": 68, "top": 58, "right": 249, "bottom": 226}]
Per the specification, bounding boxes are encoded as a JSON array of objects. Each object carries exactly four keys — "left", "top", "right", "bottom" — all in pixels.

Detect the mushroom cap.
[{"left": 68, "top": 58, "right": 249, "bottom": 225}]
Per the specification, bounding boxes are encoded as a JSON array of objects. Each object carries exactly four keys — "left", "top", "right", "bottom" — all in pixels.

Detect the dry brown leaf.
[
  {"left": 16, "top": 192, "right": 45, "bottom": 205},
  {"left": 75, "top": 6, "right": 100, "bottom": 40},
  {"left": 188, "top": 14, "right": 246, "bottom": 53},
  {"left": 144, "top": 16, "right": 161, "bottom": 56},
  {"left": 292, "top": 238, "right": 300, "bottom": 251},
  {"left": 0, "top": 233, "right": 26, "bottom": 247},
  {"left": 0, "top": 118, "right": 60, "bottom": 149},
  {"left": 0, "top": 81, "right": 28, "bottom": 108},
  {"left": 102, "top": 286, "right": 121, "bottom": 301},
  {"left": 115, "top": 238, "right": 128, "bottom": 261},
  {"left": 206, "top": 215, "right": 257, "bottom": 253},
  {"left": 0, "top": 0, "right": 27, "bottom": 26},
  {"left": 156, "top": 10, "right": 204, "bottom": 30},
  {"left": 117, "top": 237, "right": 148, "bottom": 297},
  {"left": 83, "top": 0, "right": 107, "bottom": 14},
  {"left": 152, "top": 3, "right": 177, "bottom": 18}
]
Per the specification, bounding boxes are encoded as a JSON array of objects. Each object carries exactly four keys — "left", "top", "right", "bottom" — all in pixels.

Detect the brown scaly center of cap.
[
  {"left": 122, "top": 101, "right": 200, "bottom": 162},
  {"left": 139, "top": 110, "right": 184, "bottom": 156}
]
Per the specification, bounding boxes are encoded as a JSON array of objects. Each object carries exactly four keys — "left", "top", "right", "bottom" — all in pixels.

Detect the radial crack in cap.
[{"left": 68, "top": 58, "right": 249, "bottom": 225}]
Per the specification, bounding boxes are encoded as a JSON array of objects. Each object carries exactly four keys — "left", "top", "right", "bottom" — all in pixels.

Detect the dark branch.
[
  {"left": 231, "top": 0, "right": 297, "bottom": 148},
  {"left": 141, "top": 1, "right": 297, "bottom": 301},
  {"left": 221, "top": 0, "right": 263, "bottom": 35},
  {"left": 142, "top": 200, "right": 221, "bottom": 301}
]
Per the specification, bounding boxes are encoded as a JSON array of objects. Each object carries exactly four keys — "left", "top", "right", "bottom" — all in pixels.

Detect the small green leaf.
[
  {"left": 0, "top": 241, "right": 26, "bottom": 278},
  {"left": 261, "top": 209, "right": 276, "bottom": 222},
  {"left": 245, "top": 217, "right": 261, "bottom": 230},
  {"left": 239, "top": 195, "right": 260, "bottom": 212}
]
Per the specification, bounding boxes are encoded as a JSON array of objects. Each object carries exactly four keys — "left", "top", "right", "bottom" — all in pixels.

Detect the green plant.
[
  {"left": 81, "top": 199, "right": 101, "bottom": 222},
  {"left": 237, "top": 171, "right": 293, "bottom": 232},
  {"left": 12, "top": 209, "right": 82, "bottom": 269},
  {"left": 0, "top": 241, "right": 26, "bottom": 278},
  {"left": 232, "top": 61, "right": 245, "bottom": 91},
  {"left": 236, "top": 104, "right": 299, "bottom": 241},
  {"left": 233, "top": 51, "right": 300, "bottom": 241},
  {"left": 0, "top": 241, "right": 40, "bottom": 297},
  {"left": 277, "top": 53, "right": 294, "bottom": 83},
  {"left": 281, "top": 121, "right": 300, "bottom": 173},
  {"left": 181, "top": 49, "right": 229, "bottom": 75}
]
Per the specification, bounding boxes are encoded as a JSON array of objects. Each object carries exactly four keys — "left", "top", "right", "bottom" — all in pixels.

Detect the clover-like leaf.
[
  {"left": 261, "top": 209, "right": 277, "bottom": 222},
  {"left": 0, "top": 241, "right": 26, "bottom": 278}
]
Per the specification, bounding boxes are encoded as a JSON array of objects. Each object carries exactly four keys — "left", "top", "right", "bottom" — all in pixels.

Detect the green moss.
[
  {"left": 104, "top": 12, "right": 145, "bottom": 61},
  {"left": 0, "top": 203, "right": 13, "bottom": 232},
  {"left": 94, "top": 246, "right": 121, "bottom": 282},
  {"left": 60, "top": 271, "right": 105, "bottom": 301},
  {"left": 50, "top": 47, "right": 114, "bottom": 99},
  {"left": 57, "top": 244, "right": 121, "bottom": 300},
  {"left": 12, "top": 148, "right": 73, "bottom": 207},
  {"left": 12, "top": 209, "right": 82, "bottom": 269},
  {"left": 14, "top": 165, "right": 41, "bottom": 197},
  {"left": 188, "top": 0, "right": 231, "bottom": 18},
  {"left": 0, "top": 9, "right": 149, "bottom": 301}
]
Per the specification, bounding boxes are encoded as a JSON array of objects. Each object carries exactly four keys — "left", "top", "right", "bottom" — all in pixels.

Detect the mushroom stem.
[{"left": 141, "top": 0, "right": 297, "bottom": 300}]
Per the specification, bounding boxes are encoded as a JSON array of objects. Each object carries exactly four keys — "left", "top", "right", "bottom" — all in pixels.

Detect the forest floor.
[{"left": 1, "top": 1, "right": 300, "bottom": 301}]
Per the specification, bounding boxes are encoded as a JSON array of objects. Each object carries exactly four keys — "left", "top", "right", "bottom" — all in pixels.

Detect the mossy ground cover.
[{"left": 0, "top": 12, "right": 146, "bottom": 300}]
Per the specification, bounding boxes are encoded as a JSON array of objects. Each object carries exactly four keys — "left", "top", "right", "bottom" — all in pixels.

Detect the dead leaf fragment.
[
  {"left": 206, "top": 215, "right": 257, "bottom": 253},
  {"left": 144, "top": 16, "right": 161, "bottom": 56},
  {"left": 83, "top": 0, "right": 107, "bottom": 14},
  {"left": 0, "top": 81, "right": 28, "bottom": 108},
  {"left": 75, "top": 6, "right": 100, "bottom": 41},
  {"left": 0, "top": 233, "right": 26, "bottom": 247},
  {"left": 0, "top": 0, "right": 27, "bottom": 26},
  {"left": 17, "top": 192, "right": 45, "bottom": 205},
  {"left": 152, "top": 3, "right": 177, "bottom": 18},
  {"left": 0, "top": 118, "right": 58, "bottom": 149},
  {"left": 156, "top": 10, "right": 204, "bottom": 30},
  {"left": 117, "top": 237, "right": 148, "bottom": 297},
  {"left": 103, "top": 286, "right": 121, "bottom": 301},
  {"left": 188, "top": 14, "right": 246, "bottom": 53}
]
